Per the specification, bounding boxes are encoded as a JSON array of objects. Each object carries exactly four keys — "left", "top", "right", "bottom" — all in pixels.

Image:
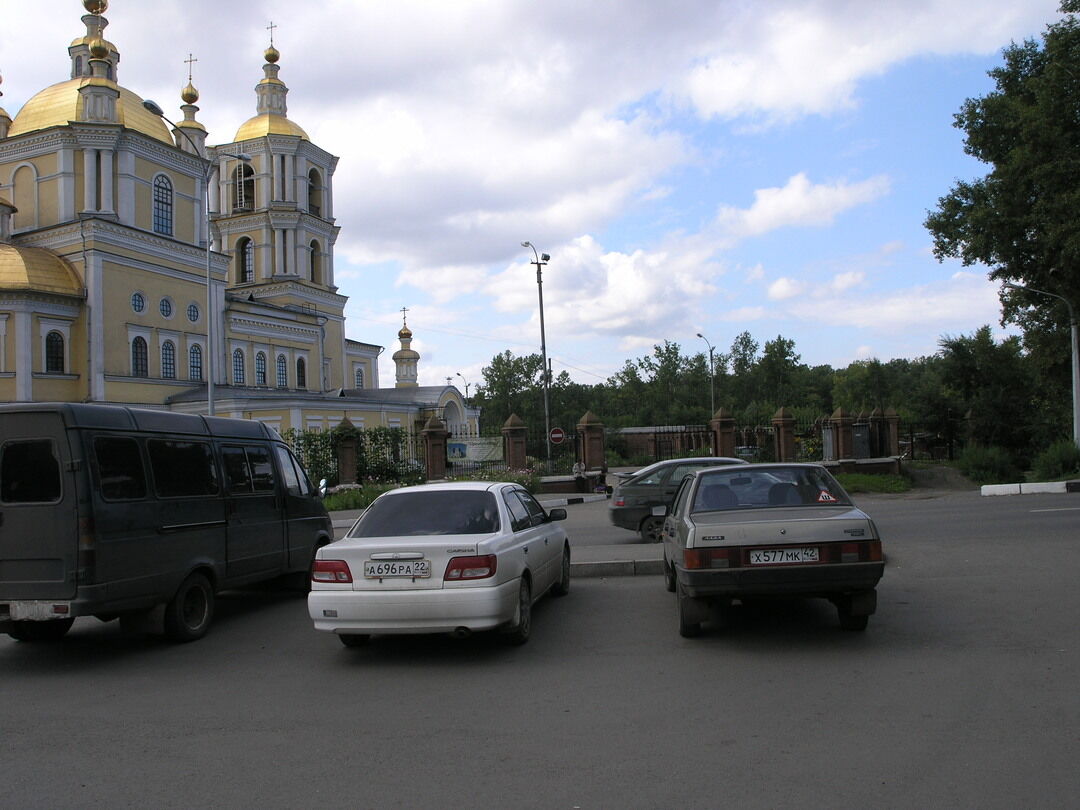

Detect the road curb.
[
  {"left": 981, "top": 480, "right": 1079, "bottom": 496},
  {"left": 571, "top": 559, "right": 664, "bottom": 578},
  {"left": 540, "top": 493, "right": 610, "bottom": 507}
]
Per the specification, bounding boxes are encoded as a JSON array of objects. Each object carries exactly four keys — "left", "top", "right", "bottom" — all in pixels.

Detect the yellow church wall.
[{"left": 33, "top": 376, "right": 81, "bottom": 402}]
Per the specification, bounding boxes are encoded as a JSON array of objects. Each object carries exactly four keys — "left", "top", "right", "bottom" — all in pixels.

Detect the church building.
[{"left": 0, "top": 0, "right": 477, "bottom": 439}]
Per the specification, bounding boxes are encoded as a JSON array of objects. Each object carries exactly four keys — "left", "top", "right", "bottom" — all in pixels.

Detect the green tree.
[
  {"left": 924, "top": 2, "right": 1079, "bottom": 442},
  {"left": 472, "top": 351, "right": 544, "bottom": 432}
]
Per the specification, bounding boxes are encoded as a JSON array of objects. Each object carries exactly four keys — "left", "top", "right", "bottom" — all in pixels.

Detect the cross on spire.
[
  {"left": 267, "top": 20, "right": 277, "bottom": 46},
  {"left": 184, "top": 53, "right": 197, "bottom": 82},
  {"left": 400, "top": 306, "right": 409, "bottom": 326}
]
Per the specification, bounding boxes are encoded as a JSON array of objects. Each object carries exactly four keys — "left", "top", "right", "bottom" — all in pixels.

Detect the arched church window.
[
  {"left": 45, "top": 331, "right": 65, "bottom": 374},
  {"left": 74, "top": 56, "right": 84, "bottom": 76},
  {"left": 296, "top": 358, "right": 307, "bottom": 389},
  {"left": 233, "top": 164, "right": 255, "bottom": 212},
  {"left": 236, "top": 237, "right": 254, "bottom": 284},
  {"left": 255, "top": 352, "right": 267, "bottom": 386},
  {"left": 308, "top": 169, "right": 322, "bottom": 216},
  {"left": 276, "top": 354, "right": 287, "bottom": 388},
  {"left": 233, "top": 349, "right": 245, "bottom": 385},
  {"left": 189, "top": 344, "right": 203, "bottom": 381},
  {"left": 153, "top": 175, "right": 173, "bottom": 236},
  {"left": 132, "top": 337, "right": 148, "bottom": 377},
  {"left": 354, "top": 367, "right": 364, "bottom": 389},
  {"left": 309, "top": 240, "right": 320, "bottom": 284},
  {"left": 161, "top": 341, "right": 176, "bottom": 379}
]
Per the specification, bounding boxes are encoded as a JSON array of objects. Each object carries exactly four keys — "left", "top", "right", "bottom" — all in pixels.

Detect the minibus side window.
[
  {"left": 94, "top": 437, "right": 147, "bottom": 500},
  {"left": 273, "top": 445, "right": 303, "bottom": 495},
  {"left": 147, "top": 440, "right": 219, "bottom": 497},
  {"left": 247, "top": 446, "right": 275, "bottom": 492},
  {"left": 221, "top": 446, "right": 252, "bottom": 494},
  {"left": 0, "top": 439, "right": 61, "bottom": 504}
]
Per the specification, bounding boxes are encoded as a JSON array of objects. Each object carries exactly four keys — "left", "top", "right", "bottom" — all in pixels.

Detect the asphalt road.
[{"left": 2, "top": 490, "right": 1078, "bottom": 809}]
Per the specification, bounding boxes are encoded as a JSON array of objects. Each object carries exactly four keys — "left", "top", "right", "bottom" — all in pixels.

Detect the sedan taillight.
[
  {"left": 311, "top": 559, "right": 353, "bottom": 583},
  {"left": 444, "top": 555, "right": 497, "bottom": 580}
]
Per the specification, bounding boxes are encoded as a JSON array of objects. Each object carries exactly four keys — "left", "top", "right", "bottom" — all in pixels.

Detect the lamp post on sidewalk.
[
  {"left": 142, "top": 98, "right": 250, "bottom": 416},
  {"left": 696, "top": 332, "right": 715, "bottom": 418},
  {"left": 1005, "top": 281, "right": 1080, "bottom": 448},
  {"left": 521, "top": 241, "right": 551, "bottom": 470}
]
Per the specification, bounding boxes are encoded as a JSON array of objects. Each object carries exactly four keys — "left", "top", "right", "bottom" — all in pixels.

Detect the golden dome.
[
  {"left": 7, "top": 79, "right": 172, "bottom": 143},
  {"left": 233, "top": 112, "right": 308, "bottom": 142},
  {"left": 88, "top": 36, "right": 109, "bottom": 59},
  {"left": 265, "top": 45, "right": 280, "bottom": 64},
  {"left": 398, "top": 325, "right": 413, "bottom": 339},
  {"left": 181, "top": 81, "right": 199, "bottom": 104},
  {"left": 83, "top": 0, "right": 108, "bottom": 13},
  {"left": 0, "top": 244, "right": 84, "bottom": 296}
]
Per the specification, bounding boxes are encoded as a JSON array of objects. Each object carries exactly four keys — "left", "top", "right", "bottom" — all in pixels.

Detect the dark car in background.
[{"left": 608, "top": 456, "right": 747, "bottom": 541}]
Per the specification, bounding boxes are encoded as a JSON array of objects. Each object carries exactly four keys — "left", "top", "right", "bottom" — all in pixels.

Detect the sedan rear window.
[
  {"left": 692, "top": 466, "right": 851, "bottom": 512},
  {"left": 350, "top": 491, "right": 500, "bottom": 537}
]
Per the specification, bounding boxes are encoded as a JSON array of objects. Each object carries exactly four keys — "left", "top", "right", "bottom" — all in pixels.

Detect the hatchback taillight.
[
  {"left": 311, "top": 559, "right": 353, "bottom": 583},
  {"left": 683, "top": 548, "right": 734, "bottom": 569},
  {"left": 444, "top": 555, "right": 497, "bottom": 580}
]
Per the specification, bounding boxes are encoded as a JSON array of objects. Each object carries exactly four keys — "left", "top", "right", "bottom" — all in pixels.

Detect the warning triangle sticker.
[{"left": 817, "top": 490, "right": 838, "bottom": 503}]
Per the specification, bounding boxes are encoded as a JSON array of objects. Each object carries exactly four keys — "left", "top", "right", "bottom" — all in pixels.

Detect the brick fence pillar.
[
  {"left": 831, "top": 407, "right": 854, "bottom": 459},
  {"left": 576, "top": 410, "right": 606, "bottom": 472},
  {"left": 885, "top": 407, "right": 901, "bottom": 456},
  {"left": 710, "top": 408, "right": 737, "bottom": 457},
  {"left": 502, "top": 413, "right": 528, "bottom": 470},
  {"left": 772, "top": 407, "right": 796, "bottom": 462},
  {"left": 421, "top": 414, "right": 449, "bottom": 481},
  {"left": 334, "top": 417, "right": 357, "bottom": 484}
]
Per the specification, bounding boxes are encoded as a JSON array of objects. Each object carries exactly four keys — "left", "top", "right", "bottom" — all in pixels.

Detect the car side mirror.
[
  {"left": 548, "top": 507, "right": 567, "bottom": 521},
  {"left": 651, "top": 505, "right": 667, "bottom": 517},
  {"left": 318, "top": 478, "right": 327, "bottom": 498}
]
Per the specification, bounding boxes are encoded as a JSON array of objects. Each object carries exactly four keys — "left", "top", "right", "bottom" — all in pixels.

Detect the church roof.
[
  {"left": 8, "top": 78, "right": 173, "bottom": 143},
  {"left": 234, "top": 113, "right": 309, "bottom": 142},
  {"left": 0, "top": 244, "right": 84, "bottom": 295}
]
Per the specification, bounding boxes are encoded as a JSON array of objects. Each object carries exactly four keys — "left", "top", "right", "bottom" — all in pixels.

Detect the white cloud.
[
  {"left": 715, "top": 173, "right": 891, "bottom": 243},
  {"left": 768, "top": 278, "right": 805, "bottom": 300}
]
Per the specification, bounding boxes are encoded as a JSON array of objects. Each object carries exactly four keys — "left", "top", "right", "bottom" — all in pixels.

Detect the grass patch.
[{"left": 835, "top": 472, "right": 912, "bottom": 494}]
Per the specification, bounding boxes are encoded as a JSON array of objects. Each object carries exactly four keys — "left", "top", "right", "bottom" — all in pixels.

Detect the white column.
[
  {"left": 99, "top": 149, "right": 114, "bottom": 213},
  {"left": 14, "top": 309, "right": 32, "bottom": 401},
  {"left": 58, "top": 148, "right": 76, "bottom": 221},
  {"left": 273, "top": 229, "right": 284, "bottom": 277},
  {"left": 83, "top": 148, "right": 98, "bottom": 212},
  {"left": 116, "top": 150, "right": 135, "bottom": 224}
]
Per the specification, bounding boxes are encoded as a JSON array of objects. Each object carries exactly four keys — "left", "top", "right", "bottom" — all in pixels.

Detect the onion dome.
[
  {"left": 181, "top": 81, "right": 199, "bottom": 105},
  {"left": 83, "top": 0, "right": 107, "bottom": 13},
  {"left": 234, "top": 40, "right": 308, "bottom": 142},
  {"left": 9, "top": 80, "right": 172, "bottom": 143},
  {"left": 0, "top": 243, "right": 84, "bottom": 296}
]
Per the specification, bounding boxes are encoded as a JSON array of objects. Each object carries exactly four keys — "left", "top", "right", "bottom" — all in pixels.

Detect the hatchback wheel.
[
  {"left": 639, "top": 516, "right": 664, "bottom": 543},
  {"left": 676, "top": 581, "right": 702, "bottom": 638},
  {"left": 663, "top": 556, "right": 676, "bottom": 593}
]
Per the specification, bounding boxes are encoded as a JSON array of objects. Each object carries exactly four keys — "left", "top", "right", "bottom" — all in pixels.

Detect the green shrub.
[
  {"left": 1031, "top": 440, "right": 1080, "bottom": 481},
  {"left": 321, "top": 483, "right": 398, "bottom": 511},
  {"left": 835, "top": 473, "right": 911, "bottom": 494},
  {"left": 957, "top": 445, "right": 1022, "bottom": 485},
  {"left": 448, "top": 467, "right": 541, "bottom": 493}
]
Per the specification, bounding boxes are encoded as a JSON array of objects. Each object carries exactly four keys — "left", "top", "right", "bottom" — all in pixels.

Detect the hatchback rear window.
[{"left": 351, "top": 491, "right": 500, "bottom": 536}]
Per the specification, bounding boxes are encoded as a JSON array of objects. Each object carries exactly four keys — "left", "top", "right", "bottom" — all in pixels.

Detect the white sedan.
[{"left": 308, "top": 481, "right": 570, "bottom": 647}]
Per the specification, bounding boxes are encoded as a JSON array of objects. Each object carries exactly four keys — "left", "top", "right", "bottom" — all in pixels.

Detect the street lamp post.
[
  {"left": 143, "top": 99, "right": 250, "bottom": 417},
  {"left": 696, "top": 332, "right": 715, "bottom": 419},
  {"left": 521, "top": 241, "right": 551, "bottom": 470},
  {"left": 456, "top": 372, "right": 471, "bottom": 403},
  {"left": 1005, "top": 281, "right": 1080, "bottom": 448}
]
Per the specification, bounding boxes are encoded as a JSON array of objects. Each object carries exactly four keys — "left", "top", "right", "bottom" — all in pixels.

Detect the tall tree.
[{"left": 924, "top": 3, "right": 1080, "bottom": 348}]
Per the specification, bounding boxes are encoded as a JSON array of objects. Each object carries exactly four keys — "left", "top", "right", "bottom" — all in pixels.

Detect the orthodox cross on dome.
[
  {"left": 184, "top": 53, "right": 197, "bottom": 82},
  {"left": 400, "top": 306, "right": 409, "bottom": 327},
  {"left": 267, "top": 20, "right": 277, "bottom": 46}
]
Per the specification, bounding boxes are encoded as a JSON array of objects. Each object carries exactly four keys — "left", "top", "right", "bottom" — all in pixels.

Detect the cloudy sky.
[{"left": 2, "top": 0, "right": 1062, "bottom": 389}]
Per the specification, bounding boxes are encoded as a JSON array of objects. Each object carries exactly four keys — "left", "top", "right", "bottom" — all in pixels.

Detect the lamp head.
[
  {"left": 142, "top": 98, "right": 165, "bottom": 117},
  {"left": 540, "top": 253, "right": 550, "bottom": 262},
  {"left": 521, "top": 241, "right": 531, "bottom": 248}
]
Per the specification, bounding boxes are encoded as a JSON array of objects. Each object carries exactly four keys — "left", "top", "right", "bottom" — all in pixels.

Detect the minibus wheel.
[{"left": 163, "top": 573, "right": 214, "bottom": 642}]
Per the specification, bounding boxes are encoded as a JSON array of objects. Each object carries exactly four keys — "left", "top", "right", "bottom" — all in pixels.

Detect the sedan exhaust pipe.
[{"left": 451, "top": 626, "right": 472, "bottom": 639}]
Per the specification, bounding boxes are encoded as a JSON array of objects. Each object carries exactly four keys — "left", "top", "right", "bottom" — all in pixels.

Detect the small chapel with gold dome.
[{"left": 0, "top": 0, "right": 477, "bottom": 438}]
